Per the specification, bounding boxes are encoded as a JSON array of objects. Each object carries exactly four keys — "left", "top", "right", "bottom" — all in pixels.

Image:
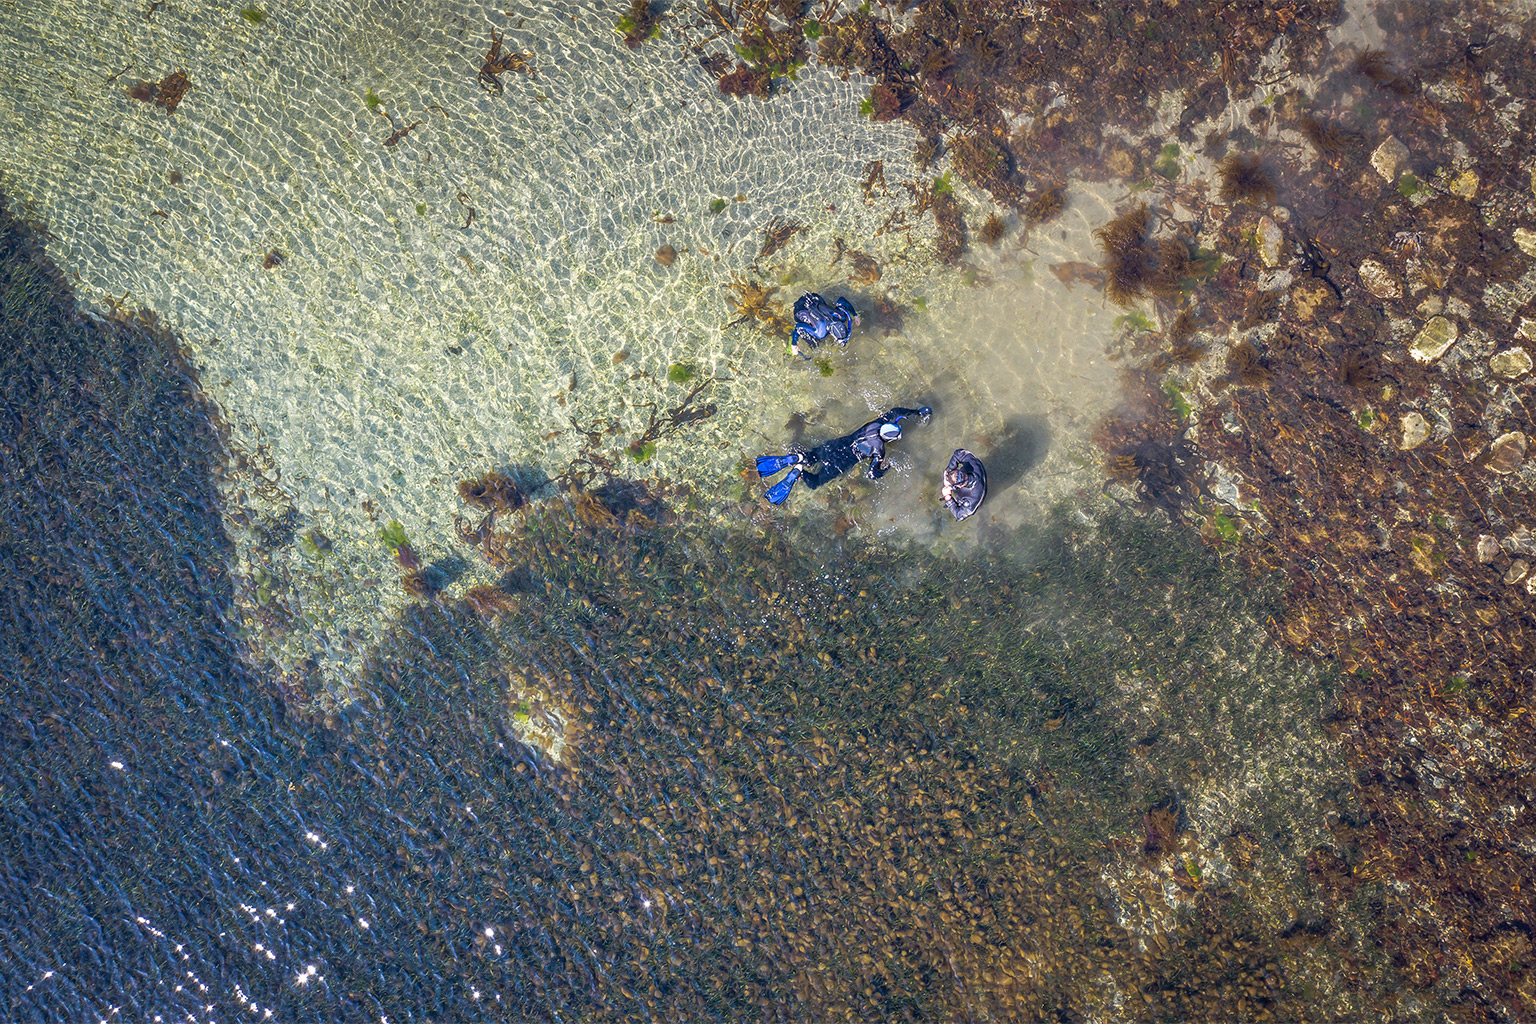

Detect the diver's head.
[{"left": 879, "top": 423, "right": 902, "bottom": 442}]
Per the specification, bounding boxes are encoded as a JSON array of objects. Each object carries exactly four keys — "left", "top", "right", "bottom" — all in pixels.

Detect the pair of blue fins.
[{"left": 760, "top": 293, "right": 988, "bottom": 521}]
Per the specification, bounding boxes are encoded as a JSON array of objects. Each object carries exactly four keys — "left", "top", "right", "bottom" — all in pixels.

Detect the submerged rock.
[
  {"left": 1501, "top": 526, "right": 1536, "bottom": 556},
  {"left": 1475, "top": 534, "right": 1500, "bottom": 563},
  {"left": 1409, "top": 316, "right": 1458, "bottom": 363},
  {"left": 1505, "top": 559, "right": 1529, "bottom": 585},
  {"left": 1489, "top": 347, "right": 1533, "bottom": 378},
  {"left": 1371, "top": 136, "right": 1409, "bottom": 182},
  {"left": 1487, "top": 431, "right": 1528, "bottom": 475},
  {"left": 1257, "top": 216, "right": 1285, "bottom": 268},
  {"left": 1515, "top": 227, "right": 1536, "bottom": 259},
  {"left": 1357, "top": 258, "right": 1401, "bottom": 299},
  {"left": 1399, "top": 411, "right": 1430, "bottom": 450}
]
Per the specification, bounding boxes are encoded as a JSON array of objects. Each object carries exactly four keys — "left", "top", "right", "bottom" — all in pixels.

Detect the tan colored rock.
[
  {"left": 1490, "top": 347, "right": 1533, "bottom": 379},
  {"left": 1290, "top": 279, "right": 1334, "bottom": 321},
  {"left": 1520, "top": 317, "right": 1536, "bottom": 344},
  {"left": 1409, "top": 537, "right": 1439, "bottom": 575},
  {"left": 1475, "top": 534, "right": 1500, "bottom": 562},
  {"left": 1488, "top": 431, "right": 1528, "bottom": 475},
  {"left": 1506, "top": 559, "right": 1530, "bottom": 585},
  {"left": 1371, "top": 136, "right": 1409, "bottom": 182},
  {"left": 1526, "top": 573, "right": 1536, "bottom": 596},
  {"left": 1399, "top": 412, "right": 1430, "bottom": 450},
  {"left": 1357, "top": 258, "right": 1401, "bottom": 299},
  {"left": 1106, "top": 145, "right": 1135, "bottom": 179},
  {"left": 1450, "top": 170, "right": 1479, "bottom": 199},
  {"left": 1257, "top": 216, "right": 1284, "bottom": 267},
  {"left": 1515, "top": 227, "right": 1536, "bottom": 259},
  {"left": 1409, "top": 316, "right": 1458, "bottom": 363}
]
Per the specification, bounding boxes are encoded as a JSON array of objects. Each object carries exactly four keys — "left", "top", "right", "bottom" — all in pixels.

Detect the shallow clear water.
[
  {"left": 0, "top": 2, "right": 1351, "bottom": 1022},
  {"left": 0, "top": 0, "right": 1126, "bottom": 686}
]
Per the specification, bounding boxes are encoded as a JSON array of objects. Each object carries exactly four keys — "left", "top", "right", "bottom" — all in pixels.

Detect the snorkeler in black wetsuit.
[
  {"left": 790, "top": 292, "right": 859, "bottom": 360},
  {"left": 941, "top": 449, "right": 988, "bottom": 521},
  {"left": 756, "top": 406, "right": 931, "bottom": 504}
]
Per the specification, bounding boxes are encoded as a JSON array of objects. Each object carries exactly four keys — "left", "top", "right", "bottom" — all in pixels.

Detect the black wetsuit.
[
  {"left": 942, "top": 449, "right": 988, "bottom": 521},
  {"left": 801, "top": 407, "right": 927, "bottom": 488}
]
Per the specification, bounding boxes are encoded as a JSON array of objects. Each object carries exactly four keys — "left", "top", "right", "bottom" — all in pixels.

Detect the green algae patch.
[
  {"left": 377, "top": 519, "right": 409, "bottom": 553},
  {"left": 1161, "top": 380, "right": 1191, "bottom": 421}
]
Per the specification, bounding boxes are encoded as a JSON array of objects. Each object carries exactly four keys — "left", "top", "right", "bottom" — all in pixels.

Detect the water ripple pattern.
[{"left": 0, "top": 0, "right": 1122, "bottom": 683}]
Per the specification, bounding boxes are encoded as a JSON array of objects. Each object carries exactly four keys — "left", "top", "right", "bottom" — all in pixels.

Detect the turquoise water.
[{"left": 1, "top": 2, "right": 1357, "bottom": 1021}]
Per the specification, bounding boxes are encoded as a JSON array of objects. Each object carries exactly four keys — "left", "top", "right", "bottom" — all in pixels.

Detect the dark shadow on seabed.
[
  {"left": 0, "top": 189, "right": 1364, "bottom": 1023},
  {"left": 979, "top": 413, "right": 1051, "bottom": 494},
  {"left": 0, "top": 192, "right": 269, "bottom": 1017}
]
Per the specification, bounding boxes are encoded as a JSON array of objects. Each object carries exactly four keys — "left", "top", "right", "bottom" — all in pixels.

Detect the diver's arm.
[
  {"left": 864, "top": 436, "right": 887, "bottom": 478},
  {"left": 886, "top": 406, "right": 933, "bottom": 424}
]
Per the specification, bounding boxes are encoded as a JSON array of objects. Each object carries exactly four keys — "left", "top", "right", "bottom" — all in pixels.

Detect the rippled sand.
[{"left": 0, "top": 0, "right": 1123, "bottom": 681}]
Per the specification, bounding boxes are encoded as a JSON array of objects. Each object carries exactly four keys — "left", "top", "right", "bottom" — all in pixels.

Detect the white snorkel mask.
[{"left": 878, "top": 423, "right": 902, "bottom": 442}]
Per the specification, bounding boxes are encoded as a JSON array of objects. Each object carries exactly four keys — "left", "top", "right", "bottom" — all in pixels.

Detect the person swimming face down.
[{"left": 941, "top": 449, "right": 987, "bottom": 521}]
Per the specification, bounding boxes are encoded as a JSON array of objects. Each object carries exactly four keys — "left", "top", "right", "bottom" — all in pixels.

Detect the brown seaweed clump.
[
  {"left": 1351, "top": 47, "right": 1415, "bottom": 96},
  {"left": 978, "top": 212, "right": 1006, "bottom": 245},
  {"left": 723, "top": 273, "right": 787, "bottom": 332},
  {"left": 1224, "top": 339, "right": 1272, "bottom": 387},
  {"left": 478, "top": 29, "right": 532, "bottom": 94},
  {"left": 126, "top": 70, "right": 190, "bottom": 114},
  {"left": 460, "top": 582, "right": 518, "bottom": 618},
  {"left": 1093, "top": 203, "right": 1153, "bottom": 307},
  {"left": 1023, "top": 185, "right": 1066, "bottom": 227},
  {"left": 1152, "top": 308, "right": 1206, "bottom": 370},
  {"left": 1106, "top": 434, "right": 1206, "bottom": 521},
  {"left": 757, "top": 218, "right": 805, "bottom": 261},
  {"left": 458, "top": 470, "right": 526, "bottom": 513},
  {"left": 932, "top": 188, "right": 964, "bottom": 265},
  {"left": 617, "top": 0, "right": 662, "bottom": 49},
  {"left": 718, "top": 64, "right": 771, "bottom": 96},
  {"left": 1215, "top": 153, "right": 1276, "bottom": 206},
  {"left": 1297, "top": 114, "right": 1353, "bottom": 160},
  {"left": 951, "top": 133, "right": 1011, "bottom": 192}
]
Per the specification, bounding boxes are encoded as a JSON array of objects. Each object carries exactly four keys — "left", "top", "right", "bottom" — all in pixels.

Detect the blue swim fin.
[
  {"left": 765, "top": 466, "right": 802, "bottom": 504},
  {"left": 756, "top": 454, "right": 798, "bottom": 478}
]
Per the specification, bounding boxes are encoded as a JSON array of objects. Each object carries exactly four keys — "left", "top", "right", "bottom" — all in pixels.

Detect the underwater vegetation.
[
  {"left": 339, "top": 458, "right": 1345, "bottom": 1022},
  {"left": 1093, "top": 203, "right": 1199, "bottom": 307},
  {"left": 1082, "top": 5, "right": 1536, "bottom": 1016},
  {"left": 755, "top": 216, "right": 805, "bottom": 262},
  {"left": 616, "top": 0, "right": 663, "bottom": 48},
  {"left": 478, "top": 28, "right": 532, "bottom": 94},
  {"left": 978, "top": 211, "right": 1005, "bottom": 245},
  {"left": 125, "top": 69, "right": 190, "bottom": 114},
  {"left": 457, "top": 470, "right": 527, "bottom": 514},
  {"left": 1215, "top": 153, "right": 1277, "bottom": 207},
  {"left": 722, "top": 272, "right": 788, "bottom": 334},
  {"left": 1023, "top": 185, "right": 1066, "bottom": 227},
  {"left": 663, "top": 1, "right": 1343, "bottom": 210}
]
